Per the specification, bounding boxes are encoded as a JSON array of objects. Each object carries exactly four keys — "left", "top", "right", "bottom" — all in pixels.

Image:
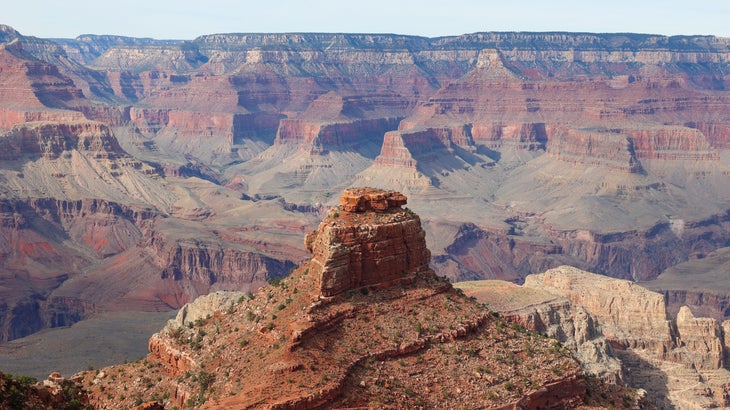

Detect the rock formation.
[
  {"left": 0, "top": 121, "right": 126, "bottom": 160},
  {"left": 0, "top": 370, "right": 89, "bottom": 409},
  {"left": 545, "top": 127, "right": 644, "bottom": 173},
  {"left": 455, "top": 280, "right": 624, "bottom": 384},
  {"left": 673, "top": 306, "right": 725, "bottom": 371},
  {"left": 82, "top": 189, "right": 591, "bottom": 409},
  {"left": 305, "top": 188, "right": 428, "bottom": 296},
  {"left": 525, "top": 267, "right": 674, "bottom": 352},
  {"left": 461, "top": 266, "right": 730, "bottom": 408}
]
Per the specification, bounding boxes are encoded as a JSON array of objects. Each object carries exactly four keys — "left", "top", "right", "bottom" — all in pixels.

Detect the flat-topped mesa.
[{"left": 305, "top": 188, "right": 431, "bottom": 297}]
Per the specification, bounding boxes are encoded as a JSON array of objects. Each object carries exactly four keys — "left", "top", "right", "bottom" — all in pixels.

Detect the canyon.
[{"left": 0, "top": 23, "right": 729, "bottom": 400}]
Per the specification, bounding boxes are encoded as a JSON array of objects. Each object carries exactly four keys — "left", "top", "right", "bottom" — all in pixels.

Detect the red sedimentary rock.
[
  {"left": 275, "top": 117, "right": 401, "bottom": 154},
  {"left": 374, "top": 127, "right": 473, "bottom": 169},
  {"left": 545, "top": 126, "right": 644, "bottom": 173},
  {"left": 305, "top": 188, "right": 429, "bottom": 297},
  {"left": 0, "top": 121, "right": 126, "bottom": 160},
  {"left": 337, "top": 187, "right": 407, "bottom": 213}
]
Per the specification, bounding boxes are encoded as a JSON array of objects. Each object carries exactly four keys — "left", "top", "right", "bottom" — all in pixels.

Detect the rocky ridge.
[
  {"left": 455, "top": 279, "right": 624, "bottom": 384},
  {"left": 82, "top": 189, "right": 590, "bottom": 409}
]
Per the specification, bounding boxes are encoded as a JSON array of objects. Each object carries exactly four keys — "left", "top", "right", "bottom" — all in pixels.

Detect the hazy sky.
[{"left": 4, "top": 0, "right": 730, "bottom": 40}]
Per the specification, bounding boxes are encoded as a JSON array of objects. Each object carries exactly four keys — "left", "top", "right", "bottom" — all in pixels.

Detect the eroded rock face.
[
  {"left": 148, "top": 291, "right": 245, "bottom": 375},
  {"left": 545, "top": 126, "right": 643, "bottom": 173},
  {"left": 0, "top": 121, "right": 126, "bottom": 160},
  {"left": 524, "top": 266, "right": 730, "bottom": 408},
  {"left": 338, "top": 187, "right": 408, "bottom": 212},
  {"left": 0, "top": 45, "right": 86, "bottom": 114},
  {"left": 673, "top": 306, "right": 725, "bottom": 370},
  {"left": 525, "top": 266, "right": 673, "bottom": 351},
  {"left": 275, "top": 117, "right": 402, "bottom": 155},
  {"left": 148, "top": 230, "right": 294, "bottom": 286},
  {"left": 306, "top": 188, "right": 429, "bottom": 297},
  {"left": 374, "top": 126, "right": 475, "bottom": 169},
  {"left": 0, "top": 197, "right": 156, "bottom": 342}
]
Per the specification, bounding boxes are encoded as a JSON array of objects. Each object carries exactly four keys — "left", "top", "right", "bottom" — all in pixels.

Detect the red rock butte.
[{"left": 306, "top": 188, "right": 431, "bottom": 297}]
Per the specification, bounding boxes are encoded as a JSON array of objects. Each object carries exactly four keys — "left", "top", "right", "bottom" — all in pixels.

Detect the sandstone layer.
[{"left": 305, "top": 188, "right": 428, "bottom": 297}]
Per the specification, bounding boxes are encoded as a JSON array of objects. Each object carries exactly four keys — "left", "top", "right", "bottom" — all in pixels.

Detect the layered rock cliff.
[
  {"left": 0, "top": 192, "right": 301, "bottom": 342},
  {"left": 455, "top": 280, "right": 624, "bottom": 384},
  {"left": 305, "top": 188, "right": 429, "bottom": 296},
  {"left": 0, "top": 121, "right": 125, "bottom": 160},
  {"left": 148, "top": 230, "right": 295, "bottom": 287},
  {"left": 460, "top": 266, "right": 730, "bottom": 408},
  {"left": 0, "top": 44, "right": 86, "bottom": 113},
  {"left": 0, "top": 197, "right": 156, "bottom": 342},
  {"left": 525, "top": 266, "right": 730, "bottom": 408},
  {"left": 525, "top": 267, "right": 674, "bottom": 352},
  {"left": 3, "top": 27, "right": 729, "bottom": 279},
  {"left": 545, "top": 127, "right": 644, "bottom": 173}
]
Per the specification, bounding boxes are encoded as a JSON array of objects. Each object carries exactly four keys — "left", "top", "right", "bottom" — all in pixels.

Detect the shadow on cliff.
[
  {"left": 476, "top": 145, "right": 501, "bottom": 162},
  {"left": 613, "top": 349, "right": 674, "bottom": 409},
  {"left": 414, "top": 144, "right": 494, "bottom": 181}
]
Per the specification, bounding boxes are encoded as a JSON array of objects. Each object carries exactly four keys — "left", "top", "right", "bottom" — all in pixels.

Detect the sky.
[{"left": 4, "top": 0, "right": 730, "bottom": 40}]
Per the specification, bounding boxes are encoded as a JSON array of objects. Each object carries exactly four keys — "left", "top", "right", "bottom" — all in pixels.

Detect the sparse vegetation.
[{"left": 72, "top": 188, "right": 589, "bottom": 409}]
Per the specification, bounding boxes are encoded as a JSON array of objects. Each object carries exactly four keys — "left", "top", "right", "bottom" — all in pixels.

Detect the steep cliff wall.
[
  {"left": 435, "top": 208, "right": 730, "bottom": 284},
  {"left": 470, "top": 121, "right": 547, "bottom": 150},
  {"left": 148, "top": 230, "right": 295, "bottom": 286},
  {"left": 545, "top": 127, "right": 643, "bottom": 173},
  {"left": 374, "top": 126, "right": 475, "bottom": 169},
  {"left": 0, "top": 197, "right": 157, "bottom": 342},
  {"left": 672, "top": 306, "right": 725, "bottom": 370},
  {"left": 0, "top": 45, "right": 86, "bottom": 111},
  {"left": 459, "top": 268, "right": 730, "bottom": 408},
  {"left": 275, "top": 117, "right": 401, "bottom": 155},
  {"left": 0, "top": 108, "right": 87, "bottom": 132},
  {"left": 624, "top": 126, "right": 720, "bottom": 161},
  {"left": 456, "top": 280, "right": 624, "bottom": 384},
  {"left": 525, "top": 266, "right": 674, "bottom": 352},
  {"left": 0, "top": 121, "right": 126, "bottom": 160}
]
